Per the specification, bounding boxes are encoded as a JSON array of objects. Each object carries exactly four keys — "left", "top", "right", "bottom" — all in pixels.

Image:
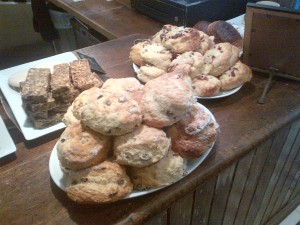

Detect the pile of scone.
[
  {"left": 129, "top": 24, "right": 252, "bottom": 97},
  {"left": 57, "top": 64, "right": 219, "bottom": 204}
]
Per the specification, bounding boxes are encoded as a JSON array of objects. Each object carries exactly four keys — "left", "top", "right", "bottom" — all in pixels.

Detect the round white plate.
[
  {"left": 49, "top": 103, "right": 216, "bottom": 199},
  {"left": 132, "top": 63, "right": 243, "bottom": 100}
]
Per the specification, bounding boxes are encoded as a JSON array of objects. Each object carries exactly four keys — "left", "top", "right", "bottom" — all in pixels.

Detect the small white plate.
[
  {"left": 0, "top": 115, "right": 16, "bottom": 158},
  {"left": 0, "top": 52, "right": 78, "bottom": 140},
  {"left": 49, "top": 103, "right": 216, "bottom": 199},
  {"left": 132, "top": 63, "right": 243, "bottom": 100}
]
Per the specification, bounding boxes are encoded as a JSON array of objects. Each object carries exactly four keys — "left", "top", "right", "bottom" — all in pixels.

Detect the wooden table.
[
  {"left": 0, "top": 35, "right": 299, "bottom": 225},
  {"left": 48, "top": 0, "right": 163, "bottom": 40}
]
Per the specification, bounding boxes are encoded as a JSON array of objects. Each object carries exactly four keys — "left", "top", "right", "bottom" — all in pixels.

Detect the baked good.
[
  {"left": 20, "top": 68, "right": 51, "bottom": 103},
  {"left": 57, "top": 121, "right": 112, "bottom": 170},
  {"left": 207, "top": 21, "right": 243, "bottom": 49},
  {"left": 129, "top": 149, "right": 184, "bottom": 190},
  {"left": 203, "top": 43, "right": 239, "bottom": 76},
  {"left": 196, "top": 31, "right": 215, "bottom": 55},
  {"left": 66, "top": 161, "right": 133, "bottom": 204},
  {"left": 62, "top": 103, "right": 80, "bottom": 126},
  {"left": 193, "top": 21, "right": 210, "bottom": 34},
  {"left": 80, "top": 90, "right": 142, "bottom": 135},
  {"left": 51, "top": 63, "right": 79, "bottom": 103},
  {"left": 28, "top": 111, "right": 64, "bottom": 129},
  {"left": 72, "top": 87, "right": 103, "bottom": 119},
  {"left": 136, "top": 65, "right": 166, "bottom": 83},
  {"left": 114, "top": 125, "right": 170, "bottom": 167},
  {"left": 70, "top": 59, "right": 103, "bottom": 91},
  {"left": 168, "top": 51, "right": 205, "bottom": 79},
  {"left": 160, "top": 25, "right": 201, "bottom": 54},
  {"left": 219, "top": 61, "right": 252, "bottom": 90},
  {"left": 129, "top": 40, "right": 152, "bottom": 66},
  {"left": 151, "top": 24, "right": 174, "bottom": 44},
  {"left": 101, "top": 77, "right": 143, "bottom": 103},
  {"left": 140, "top": 42, "right": 172, "bottom": 71},
  {"left": 140, "top": 64, "right": 196, "bottom": 128},
  {"left": 192, "top": 75, "right": 221, "bottom": 97},
  {"left": 167, "top": 104, "right": 219, "bottom": 158},
  {"left": 8, "top": 70, "right": 28, "bottom": 91}
]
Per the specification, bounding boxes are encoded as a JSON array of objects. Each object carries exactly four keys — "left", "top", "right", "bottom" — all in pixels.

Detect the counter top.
[
  {"left": 48, "top": 0, "right": 163, "bottom": 40},
  {"left": 0, "top": 34, "right": 299, "bottom": 225}
]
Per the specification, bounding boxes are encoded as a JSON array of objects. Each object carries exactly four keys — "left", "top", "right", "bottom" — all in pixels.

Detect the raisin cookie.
[
  {"left": 114, "top": 125, "right": 170, "bottom": 167},
  {"left": 57, "top": 121, "right": 112, "bottom": 170},
  {"left": 66, "top": 161, "right": 133, "bottom": 204}
]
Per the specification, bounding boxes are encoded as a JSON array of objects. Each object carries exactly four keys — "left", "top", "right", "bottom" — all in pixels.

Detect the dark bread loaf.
[
  {"left": 193, "top": 21, "right": 210, "bottom": 34},
  {"left": 207, "top": 21, "right": 243, "bottom": 49}
]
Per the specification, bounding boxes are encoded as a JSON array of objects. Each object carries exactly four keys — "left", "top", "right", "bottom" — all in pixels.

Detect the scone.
[
  {"left": 192, "top": 75, "right": 222, "bottom": 97},
  {"left": 140, "top": 64, "right": 196, "bottom": 128},
  {"left": 137, "top": 65, "right": 166, "bottom": 83},
  {"left": 62, "top": 102, "right": 80, "bottom": 126},
  {"left": 101, "top": 77, "right": 143, "bottom": 103},
  {"left": 66, "top": 161, "right": 133, "bottom": 204},
  {"left": 219, "top": 61, "right": 252, "bottom": 90},
  {"left": 203, "top": 42, "right": 239, "bottom": 76},
  {"left": 114, "top": 125, "right": 170, "bottom": 167},
  {"left": 140, "top": 42, "right": 173, "bottom": 71},
  {"left": 160, "top": 25, "right": 201, "bottom": 54},
  {"left": 80, "top": 91, "right": 142, "bottom": 135},
  {"left": 168, "top": 51, "right": 205, "bottom": 79},
  {"left": 129, "top": 40, "right": 152, "bottom": 66},
  {"left": 167, "top": 104, "right": 219, "bottom": 158},
  {"left": 129, "top": 149, "right": 184, "bottom": 190},
  {"left": 196, "top": 31, "right": 215, "bottom": 55},
  {"left": 72, "top": 87, "right": 102, "bottom": 119},
  {"left": 151, "top": 24, "right": 174, "bottom": 44},
  {"left": 57, "top": 121, "right": 112, "bottom": 170}
]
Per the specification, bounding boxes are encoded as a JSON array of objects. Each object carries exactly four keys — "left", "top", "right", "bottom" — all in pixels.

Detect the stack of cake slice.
[{"left": 20, "top": 59, "right": 103, "bottom": 129}]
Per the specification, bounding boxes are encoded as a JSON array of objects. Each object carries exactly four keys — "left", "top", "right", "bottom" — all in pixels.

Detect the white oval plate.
[{"left": 49, "top": 103, "right": 217, "bottom": 199}]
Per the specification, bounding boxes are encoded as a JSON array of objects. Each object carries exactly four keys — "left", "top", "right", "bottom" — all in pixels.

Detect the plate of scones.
[
  {"left": 130, "top": 23, "right": 252, "bottom": 99},
  {"left": 50, "top": 68, "right": 219, "bottom": 203}
]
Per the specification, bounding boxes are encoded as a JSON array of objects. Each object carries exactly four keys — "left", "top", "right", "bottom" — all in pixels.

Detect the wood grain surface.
[{"left": 0, "top": 34, "right": 299, "bottom": 225}]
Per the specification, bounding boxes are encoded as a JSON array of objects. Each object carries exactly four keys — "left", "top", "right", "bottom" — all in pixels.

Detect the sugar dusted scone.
[
  {"left": 167, "top": 104, "right": 219, "bottom": 158},
  {"left": 80, "top": 91, "right": 142, "bottom": 135},
  {"left": 141, "top": 64, "right": 196, "bottom": 128},
  {"left": 101, "top": 77, "right": 143, "bottom": 103},
  {"left": 192, "top": 75, "right": 221, "bottom": 97},
  {"left": 137, "top": 65, "right": 166, "bottom": 83},
  {"left": 129, "top": 149, "right": 184, "bottom": 190},
  {"left": 140, "top": 42, "right": 172, "bottom": 71},
  {"left": 114, "top": 125, "right": 170, "bottom": 167},
  {"left": 66, "top": 161, "right": 133, "bottom": 204},
  {"left": 57, "top": 121, "right": 112, "bottom": 170},
  {"left": 129, "top": 40, "right": 152, "bottom": 66},
  {"left": 219, "top": 61, "right": 252, "bottom": 91},
  {"left": 203, "top": 42, "right": 239, "bottom": 76},
  {"left": 168, "top": 51, "right": 205, "bottom": 79},
  {"left": 160, "top": 25, "right": 201, "bottom": 54}
]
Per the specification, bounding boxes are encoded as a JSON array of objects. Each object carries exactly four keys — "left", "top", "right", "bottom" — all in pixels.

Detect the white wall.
[{"left": 0, "top": 2, "right": 43, "bottom": 50}]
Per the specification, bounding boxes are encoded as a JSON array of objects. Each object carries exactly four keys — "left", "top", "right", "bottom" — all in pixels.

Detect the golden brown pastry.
[
  {"left": 192, "top": 75, "right": 221, "bottom": 97},
  {"left": 167, "top": 103, "right": 219, "bottom": 158},
  {"left": 114, "top": 125, "right": 170, "bottom": 167},
  {"left": 140, "top": 64, "right": 196, "bottom": 128},
  {"left": 66, "top": 161, "right": 133, "bottom": 204},
  {"left": 57, "top": 121, "right": 112, "bottom": 170},
  {"left": 129, "top": 40, "right": 152, "bottom": 66}
]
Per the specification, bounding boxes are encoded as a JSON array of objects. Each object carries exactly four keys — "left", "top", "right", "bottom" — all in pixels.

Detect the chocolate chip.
[
  {"left": 166, "top": 110, "right": 174, "bottom": 116},
  {"left": 81, "top": 177, "right": 88, "bottom": 182},
  {"left": 117, "top": 179, "right": 125, "bottom": 185},
  {"left": 139, "top": 153, "right": 151, "bottom": 161},
  {"left": 60, "top": 138, "right": 66, "bottom": 143},
  {"left": 106, "top": 101, "right": 111, "bottom": 106},
  {"left": 231, "top": 70, "right": 236, "bottom": 77},
  {"left": 97, "top": 95, "right": 103, "bottom": 100},
  {"left": 108, "top": 191, "right": 118, "bottom": 197}
]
